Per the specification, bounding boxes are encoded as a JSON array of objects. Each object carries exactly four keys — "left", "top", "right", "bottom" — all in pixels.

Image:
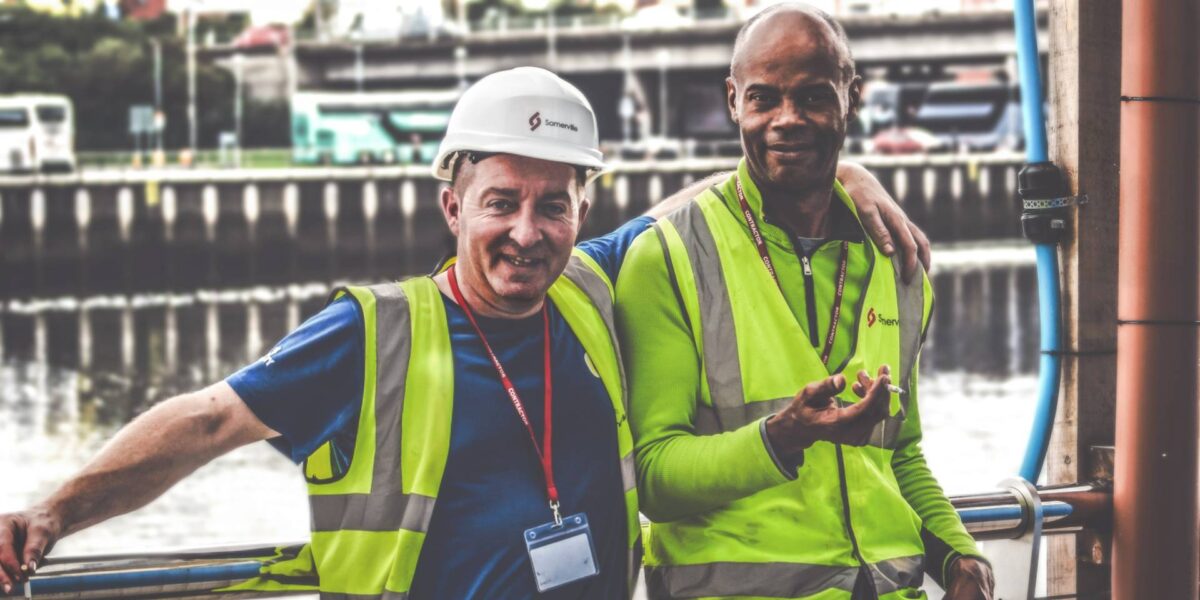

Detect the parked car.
[
  {"left": 911, "top": 82, "right": 1024, "bottom": 152},
  {"left": 859, "top": 81, "right": 929, "bottom": 135},
  {"left": 233, "top": 24, "right": 290, "bottom": 50},
  {"left": 870, "top": 126, "right": 944, "bottom": 155}
]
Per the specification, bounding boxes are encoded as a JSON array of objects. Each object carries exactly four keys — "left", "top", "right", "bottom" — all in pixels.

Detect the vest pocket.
[{"left": 304, "top": 430, "right": 356, "bottom": 484}]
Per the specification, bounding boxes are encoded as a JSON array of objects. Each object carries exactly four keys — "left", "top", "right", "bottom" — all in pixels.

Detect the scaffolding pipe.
[{"left": 1113, "top": 0, "right": 1200, "bottom": 596}]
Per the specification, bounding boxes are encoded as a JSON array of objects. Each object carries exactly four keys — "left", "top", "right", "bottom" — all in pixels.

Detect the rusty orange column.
[{"left": 1113, "top": 0, "right": 1200, "bottom": 597}]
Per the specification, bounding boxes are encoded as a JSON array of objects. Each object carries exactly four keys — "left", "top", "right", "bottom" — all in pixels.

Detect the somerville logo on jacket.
[
  {"left": 867, "top": 308, "right": 899, "bottom": 328},
  {"left": 528, "top": 111, "right": 578, "bottom": 132}
]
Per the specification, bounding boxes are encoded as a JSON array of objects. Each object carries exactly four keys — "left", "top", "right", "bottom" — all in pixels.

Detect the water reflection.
[{"left": 2, "top": 253, "right": 1038, "bottom": 388}]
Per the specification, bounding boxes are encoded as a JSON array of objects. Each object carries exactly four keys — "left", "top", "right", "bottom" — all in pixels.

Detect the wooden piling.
[{"left": 1045, "top": 0, "right": 1122, "bottom": 596}]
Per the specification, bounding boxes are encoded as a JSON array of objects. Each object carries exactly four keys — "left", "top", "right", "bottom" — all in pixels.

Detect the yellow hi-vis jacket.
[
  {"left": 227, "top": 251, "right": 639, "bottom": 599},
  {"left": 615, "top": 161, "right": 981, "bottom": 599}
]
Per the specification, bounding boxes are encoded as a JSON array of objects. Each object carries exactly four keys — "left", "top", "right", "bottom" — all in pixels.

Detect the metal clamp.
[
  {"left": 985, "top": 478, "right": 1044, "bottom": 600},
  {"left": 1022, "top": 193, "right": 1088, "bottom": 210}
]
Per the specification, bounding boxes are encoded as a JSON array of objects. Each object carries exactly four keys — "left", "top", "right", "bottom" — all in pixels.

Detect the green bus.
[{"left": 290, "top": 89, "right": 460, "bottom": 166}]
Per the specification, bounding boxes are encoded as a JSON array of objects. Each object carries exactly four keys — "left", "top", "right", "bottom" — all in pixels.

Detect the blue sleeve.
[
  {"left": 577, "top": 216, "right": 655, "bottom": 283},
  {"left": 226, "top": 296, "right": 364, "bottom": 464}
]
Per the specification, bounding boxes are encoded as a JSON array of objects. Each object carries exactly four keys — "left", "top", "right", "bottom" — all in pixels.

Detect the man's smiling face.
[
  {"left": 442, "top": 154, "right": 589, "bottom": 316},
  {"left": 727, "top": 7, "right": 862, "bottom": 195}
]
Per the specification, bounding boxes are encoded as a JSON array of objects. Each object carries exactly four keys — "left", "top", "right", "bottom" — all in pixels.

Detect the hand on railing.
[
  {"left": 0, "top": 505, "right": 61, "bottom": 594},
  {"left": 944, "top": 556, "right": 996, "bottom": 600}
]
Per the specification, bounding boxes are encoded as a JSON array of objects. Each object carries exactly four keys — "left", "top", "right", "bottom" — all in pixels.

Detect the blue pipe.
[
  {"left": 1013, "top": 0, "right": 1061, "bottom": 484},
  {"left": 1013, "top": 0, "right": 1048, "bottom": 163},
  {"left": 957, "top": 501, "right": 1072, "bottom": 525},
  {"left": 1020, "top": 244, "right": 1063, "bottom": 481},
  {"left": 2, "top": 562, "right": 263, "bottom": 596}
]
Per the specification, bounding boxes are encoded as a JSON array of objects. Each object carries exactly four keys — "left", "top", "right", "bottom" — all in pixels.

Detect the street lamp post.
[
  {"left": 151, "top": 37, "right": 165, "bottom": 165},
  {"left": 656, "top": 48, "right": 670, "bottom": 139},
  {"left": 233, "top": 52, "right": 244, "bottom": 167},
  {"left": 186, "top": 6, "right": 198, "bottom": 161},
  {"left": 454, "top": 45, "right": 468, "bottom": 89},
  {"left": 354, "top": 40, "right": 364, "bottom": 94}
]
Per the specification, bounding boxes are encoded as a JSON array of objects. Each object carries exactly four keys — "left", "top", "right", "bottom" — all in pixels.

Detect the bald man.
[{"left": 616, "top": 4, "right": 995, "bottom": 599}]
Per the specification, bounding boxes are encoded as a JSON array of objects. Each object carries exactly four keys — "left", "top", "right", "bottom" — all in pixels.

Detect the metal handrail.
[{"left": 2, "top": 482, "right": 1110, "bottom": 599}]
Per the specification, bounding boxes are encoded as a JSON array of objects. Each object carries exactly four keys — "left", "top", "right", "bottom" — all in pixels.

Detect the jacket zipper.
[
  {"left": 800, "top": 254, "right": 819, "bottom": 349},
  {"left": 836, "top": 444, "right": 877, "bottom": 599}
]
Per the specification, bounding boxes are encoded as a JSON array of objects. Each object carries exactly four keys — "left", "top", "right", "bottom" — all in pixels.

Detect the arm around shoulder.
[{"left": 642, "top": 171, "right": 730, "bottom": 220}]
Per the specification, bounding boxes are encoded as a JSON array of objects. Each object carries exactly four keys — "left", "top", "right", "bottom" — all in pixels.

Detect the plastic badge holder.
[{"left": 524, "top": 512, "right": 600, "bottom": 592}]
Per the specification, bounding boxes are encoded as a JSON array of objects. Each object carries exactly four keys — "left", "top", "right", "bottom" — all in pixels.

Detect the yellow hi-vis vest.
[
  {"left": 230, "top": 250, "right": 639, "bottom": 599},
  {"left": 643, "top": 185, "right": 933, "bottom": 600}
]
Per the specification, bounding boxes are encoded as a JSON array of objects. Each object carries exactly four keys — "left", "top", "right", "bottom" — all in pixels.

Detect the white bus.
[{"left": 0, "top": 94, "right": 76, "bottom": 173}]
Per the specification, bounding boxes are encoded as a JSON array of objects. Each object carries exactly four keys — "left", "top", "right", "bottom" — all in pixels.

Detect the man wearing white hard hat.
[{"left": 0, "top": 67, "right": 926, "bottom": 599}]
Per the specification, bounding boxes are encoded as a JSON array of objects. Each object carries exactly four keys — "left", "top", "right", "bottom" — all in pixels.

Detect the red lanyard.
[
  {"left": 734, "top": 176, "right": 850, "bottom": 364},
  {"left": 447, "top": 265, "right": 562, "bottom": 524}
]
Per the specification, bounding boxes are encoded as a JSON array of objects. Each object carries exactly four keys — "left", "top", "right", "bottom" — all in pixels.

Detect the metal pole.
[
  {"left": 1113, "top": 0, "right": 1200, "bottom": 597},
  {"left": 314, "top": 0, "right": 326, "bottom": 42},
  {"left": 152, "top": 38, "right": 163, "bottom": 156},
  {"left": 186, "top": 7, "right": 198, "bottom": 155},
  {"left": 354, "top": 43, "right": 364, "bottom": 94},
  {"left": 454, "top": 45, "right": 467, "bottom": 89},
  {"left": 4, "top": 481, "right": 1110, "bottom": 600},
  {"left": 286, "top": 24, "right": 298, "bottom": 98},
  {"left": 233, "top": 53, "right": 243, "bottom": 167},
  {"left": 656, "top": 49, "right": 669, "bottom": 139}
]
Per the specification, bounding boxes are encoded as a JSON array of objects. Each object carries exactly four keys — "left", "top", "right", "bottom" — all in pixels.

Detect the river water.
[{"left": 0, "top": 240, "right": 1041, "bottom": 596}]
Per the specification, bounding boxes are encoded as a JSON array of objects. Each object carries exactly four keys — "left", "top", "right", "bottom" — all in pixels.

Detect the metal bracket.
[
  {"left": 1022, "top": 193, "right": 1089, "bottom": 210},
  {"left": 985, "top": 478, "right": 1044, "bottom": 600}
]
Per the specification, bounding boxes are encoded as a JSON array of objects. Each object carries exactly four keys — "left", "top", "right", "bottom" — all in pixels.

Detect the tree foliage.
[{"left": 0, "top": 6, "right": 285, "bottom": 150}]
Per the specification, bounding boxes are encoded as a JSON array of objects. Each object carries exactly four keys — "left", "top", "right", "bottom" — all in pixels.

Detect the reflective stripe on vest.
[
  {"left": 298, "top": 253, "right": 638, "bottom": 597},
  {"left": 304, "top": 279, "right": 450, "bottom": 597},
  {"left": 555, "top": 250, "right": 641, "bottom": 587},
  {"left": 319, "top": 592, "right": 410, "bottom": 600},
  {"left": 645, "top": 554, "right": 924, "bottom": 599},
  {"left": 644, "top": 179, "right": 932, "bottom": 599},
  {"left": 653, "top": 195, "right": 926, "bottom": 449}
]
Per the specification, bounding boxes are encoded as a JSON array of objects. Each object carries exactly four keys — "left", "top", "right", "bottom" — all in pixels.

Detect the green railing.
[{"left": 76, "top": 148, "right": 296, "bottom": 170}]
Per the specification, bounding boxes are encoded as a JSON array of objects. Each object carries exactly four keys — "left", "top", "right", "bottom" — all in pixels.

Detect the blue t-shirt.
[{"left": 228, "top": 216, "right": 653, "bottom": 599}]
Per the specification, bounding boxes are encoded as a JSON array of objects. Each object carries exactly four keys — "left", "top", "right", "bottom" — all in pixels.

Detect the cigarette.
[{"left": 886, "top": 384, "right": 906, "bottom": 395}]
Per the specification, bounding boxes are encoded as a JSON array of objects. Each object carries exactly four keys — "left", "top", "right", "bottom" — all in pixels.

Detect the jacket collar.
[{"left": 730, "top": 159, "right": 866, "bottom": 247}]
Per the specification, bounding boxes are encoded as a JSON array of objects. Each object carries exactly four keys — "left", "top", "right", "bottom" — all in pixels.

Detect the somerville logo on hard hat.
[
  {"left": 867, "top": 308, "right": 898, "bottom": 328},
  {"left": 528, "top": 111, "right": 578, "bottom": 133}
]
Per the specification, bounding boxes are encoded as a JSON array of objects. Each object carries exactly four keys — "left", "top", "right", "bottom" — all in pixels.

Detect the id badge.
[{"left": 524, "top": 512, "right": 599, "bottom": 592}]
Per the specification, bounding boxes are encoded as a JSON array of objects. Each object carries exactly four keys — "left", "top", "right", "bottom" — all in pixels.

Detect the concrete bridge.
[
  {"left": 0, "top": 154, "right": 1024, "bottom": 300},
  {"left": 205, "top": 10, "right": 1045, "bottom": 139},
  {"left": 290, "top": 10, "right": 1044, "bottom": 88}
]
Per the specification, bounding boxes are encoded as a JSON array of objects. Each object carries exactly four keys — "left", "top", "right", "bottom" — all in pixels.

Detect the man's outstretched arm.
[{"left": 0, "top": 382, "right": 277, "bottom": 592}]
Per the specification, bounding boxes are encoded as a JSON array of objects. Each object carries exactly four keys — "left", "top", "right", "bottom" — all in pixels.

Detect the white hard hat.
[{"left": 432, "top": 67, "right": 606, "bottom": 183}]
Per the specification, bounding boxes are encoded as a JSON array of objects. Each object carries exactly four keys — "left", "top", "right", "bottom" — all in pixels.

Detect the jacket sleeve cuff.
[
  {"left": 942, "top": 553, "right": 993, "bottom": 590},
  {"left": 922, "top": 527, "right": 987, "bottom": 588},
  {"left": 760, "top": 415, "right": 802, "bottom": 480}
]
